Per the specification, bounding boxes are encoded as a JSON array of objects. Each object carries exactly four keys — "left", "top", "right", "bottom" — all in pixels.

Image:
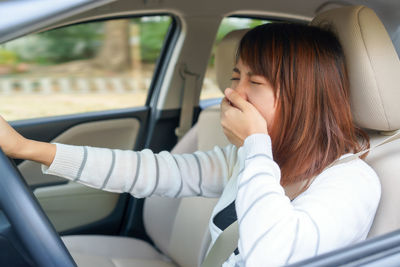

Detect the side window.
[
  {"left": 200, "top": 17, "right": 269, "bottom": 100},
  {"left": 0, "top": 16, "right": 172, "bottom": 121}
]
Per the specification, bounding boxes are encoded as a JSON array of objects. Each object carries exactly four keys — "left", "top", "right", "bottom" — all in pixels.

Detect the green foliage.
[
  {"left": 1, "top": 16, "right": 267, "bottom": 68},
  {"left": 137, "top": 17, "right": 171, "bottom": 63},
  {"left": 248, "top": 19, "right": 267, "bottom": 29},
  {"left": 0, "top": 49, "right": 18, "bottom": 65},
  {"left": 35, "top": 17, "right": 172, "bottom": 64},
  {"left": 3, "top": 17, "right": 171, "bottom": 66},
  {"left": 36, "top": 22, "right": 103, "bottom": 64}
]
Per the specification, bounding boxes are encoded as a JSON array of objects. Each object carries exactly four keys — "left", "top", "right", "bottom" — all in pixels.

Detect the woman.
[{"left": 0, "top": 23, "right": 380, "bottom": 266}]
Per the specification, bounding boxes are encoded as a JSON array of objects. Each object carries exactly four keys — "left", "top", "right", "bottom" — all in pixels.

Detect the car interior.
[{"left": 0, "top": 0, "right": 399, "bottom": 266}]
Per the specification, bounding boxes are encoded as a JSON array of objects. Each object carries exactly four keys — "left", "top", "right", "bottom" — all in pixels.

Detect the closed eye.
[{"left": 251, "top": 81, "right": 262, "bottom": 85}]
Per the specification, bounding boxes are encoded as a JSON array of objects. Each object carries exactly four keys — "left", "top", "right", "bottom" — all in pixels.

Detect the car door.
[{"left": 0, "top": 6, "right": 178, "bottom": 235}]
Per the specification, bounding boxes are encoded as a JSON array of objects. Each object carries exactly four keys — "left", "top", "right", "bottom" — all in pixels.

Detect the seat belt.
[
  {"left": 201, "top": 130, "right": 400, "bottom": 267},
  {"left": 202, "top": 221, "right": 238, "bottom": 267},
  {"left": 332, "top": 130, "right": 400, "bottom": 164},
  {"left": 175, "top": 63, "right": 199, "bottom": 141}
]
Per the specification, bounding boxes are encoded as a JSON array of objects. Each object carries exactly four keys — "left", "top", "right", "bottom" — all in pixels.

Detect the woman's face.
[{"left": 230, "top": 58, "right": 278, "bottom": 130}]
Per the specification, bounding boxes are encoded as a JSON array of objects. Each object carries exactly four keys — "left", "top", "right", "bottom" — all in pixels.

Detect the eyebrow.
[{"left": 233, "top": 67, "right": 255, "bottom": 76}]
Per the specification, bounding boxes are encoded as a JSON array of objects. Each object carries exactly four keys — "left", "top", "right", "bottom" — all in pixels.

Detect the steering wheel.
[{"left": 0, "top": 149, "right": 76, "bottom": 267}]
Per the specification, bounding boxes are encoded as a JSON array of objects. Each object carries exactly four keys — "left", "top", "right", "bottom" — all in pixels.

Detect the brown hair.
[{"left": 237, "top": 23, "right": 369, "bottom": 186}]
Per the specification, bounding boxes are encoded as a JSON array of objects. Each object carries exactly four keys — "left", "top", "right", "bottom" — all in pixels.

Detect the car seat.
[{"left": 311, "top": 5, "right": 400, "bottom": 239}]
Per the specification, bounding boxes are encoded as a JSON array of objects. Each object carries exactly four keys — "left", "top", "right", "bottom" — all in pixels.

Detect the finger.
[
  {"left": 220, "top": 98, "right": 228, "bottom": 113},
  {"left": 221, "top": 99, "right": 240, "bottom": 121},
  {"left": 220, "top": 97, "right": 234, "bottom": 113},
  {"left": 224, "top": 88, "right": 248, "bottom": 111},
  {"left": 221, "top": 97, "right": 229, "bottom": 106}
]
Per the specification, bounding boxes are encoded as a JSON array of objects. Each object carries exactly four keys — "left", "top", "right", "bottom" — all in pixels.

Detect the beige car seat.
[
  {"left": 311, "top": 5, "right": 400, "bottom": 238},
  {"left": 62, "top": 5, "right": 400, "bottom": 266}
]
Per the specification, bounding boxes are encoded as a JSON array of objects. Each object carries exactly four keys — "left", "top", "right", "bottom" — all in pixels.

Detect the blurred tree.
[
  {"left": 37, "top": 22, "right": 103, "bottom": 64},
  {"left": 0, "top": 49, "right": 17, "bottom": 65},
  {"left": 139, "top": 17, "right": 171, "bottom": 62},
  {"left": 2, "top": 16, "right": 172, "bottom": 69},
  {"left": 94, "top": 19, "right": 131, "bottom": 72}
]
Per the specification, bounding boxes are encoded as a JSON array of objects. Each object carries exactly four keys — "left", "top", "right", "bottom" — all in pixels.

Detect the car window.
[
  {"left": 0, "top": 15, "right": 172, "bottom": 121},
  {"left": 200, "top": 17, "right": 270, "bottom": 100}
]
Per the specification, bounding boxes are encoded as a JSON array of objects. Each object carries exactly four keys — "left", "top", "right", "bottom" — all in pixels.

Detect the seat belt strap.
[
  {"left": 333, "top": 130, "right": 400, "bottom": 164},
  {"left": 201, "top": 221, "right": 239, "bottom": 267},
  {"left": 201, "top": 129, "right": 400, "bottom": 266},
  {"left": 175, "top": 64, "right": 199, "bottom": 141}
]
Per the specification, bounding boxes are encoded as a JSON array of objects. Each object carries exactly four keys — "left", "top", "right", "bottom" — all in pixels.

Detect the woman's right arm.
[{"left": 0, "top": 116, "right": 237, "bottom": 198}]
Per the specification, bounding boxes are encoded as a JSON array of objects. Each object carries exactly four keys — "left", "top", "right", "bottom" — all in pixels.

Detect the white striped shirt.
[{"left": 42, "top": 134, "right": 381, "bottom": 266}]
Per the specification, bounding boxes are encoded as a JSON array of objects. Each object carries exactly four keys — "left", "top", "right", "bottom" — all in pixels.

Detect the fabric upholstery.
[
  {"left": 311, "top": 6, "right": 400, "bottom": 131},
  {"left": 215, "top": 29, "right": 248, "bottom": 94},
  {"left": 197, "top": 105, "right": 230, "bottom": 151},
  {"left": 312, "top": 5, "right": 400, "bottom": 237},
  {"left": 143, "top": 111, "right": 227, "bottom": 267},
  {"left": 166, "top": 197, "right": 219, "bottom": 267},
  {"left": 169, "top": 123, "right": 199, "bottom": 154},
  {"left": 365, "top": 134, "right": 400, "bottom": 237},
  {"left": 62, "top": 235, "right": 176, "bottom": 267},
  {"left": 142, "top": 197, "right": 182, "bottom": 257},
  {"left": 70, "top": 255, "right": 176, "bottom": 267}
]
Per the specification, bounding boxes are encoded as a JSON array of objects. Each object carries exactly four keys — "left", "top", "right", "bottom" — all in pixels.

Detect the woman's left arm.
[{"left": 236, "top": 134, "right": 381, "bottom": 266}]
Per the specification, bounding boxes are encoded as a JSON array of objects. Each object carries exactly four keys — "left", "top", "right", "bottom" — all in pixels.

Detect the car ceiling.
[{"left": 58, "top": 0, "right": 399, "bottom": 33}]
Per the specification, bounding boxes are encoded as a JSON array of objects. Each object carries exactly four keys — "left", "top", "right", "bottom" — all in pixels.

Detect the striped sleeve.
[
  {"left": 235, "top": 134, "right": 381, "bottom": 266},
  {"left": 42, "top": 143, "right": 238, "bottom": 198}
]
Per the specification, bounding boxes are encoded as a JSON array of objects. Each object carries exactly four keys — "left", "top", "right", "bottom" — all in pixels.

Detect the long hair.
[{"left": 237, "top": 23, "right": 369, "bottom": 186}]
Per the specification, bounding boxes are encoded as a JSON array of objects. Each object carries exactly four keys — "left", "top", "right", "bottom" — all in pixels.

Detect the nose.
[{"left": 233, "top": 80, "right": 248, "bottom": 101}]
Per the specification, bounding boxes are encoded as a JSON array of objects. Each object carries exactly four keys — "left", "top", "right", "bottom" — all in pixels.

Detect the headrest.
[
  {"left": 312, "top": 6, "right": 400, "bottom": 132},
  {"left": 215, "top": 29, "right": 248, "bottom": 93}
]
